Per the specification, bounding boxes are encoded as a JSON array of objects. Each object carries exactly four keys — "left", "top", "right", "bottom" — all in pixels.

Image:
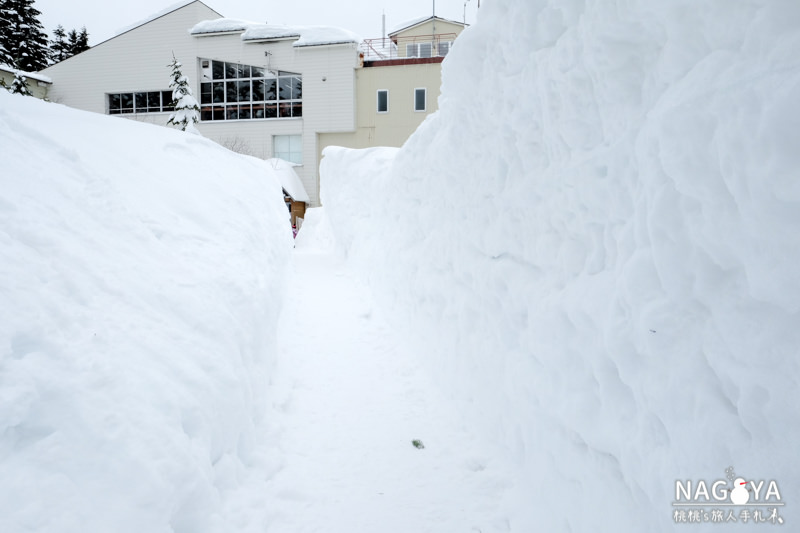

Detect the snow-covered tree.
[
  {"left": 0, "top": 0, "right": 49, "bottom": 71},
  {"left": 0, "top": 2, "right": 12, "bottom": 66},
  {"left": 7, "top": 71, "right": 32, "bottom": 96},
  {"left": 166, "top": 55, "right": 200, "bottom": 132}
]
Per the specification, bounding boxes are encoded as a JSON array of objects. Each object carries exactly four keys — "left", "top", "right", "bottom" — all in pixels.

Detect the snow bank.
[
  {"left": 321, "top": 0, "right": 800, "bottom": 530},
  {"left": 0, "top": 91, "right": 292, "bottom": 532}
]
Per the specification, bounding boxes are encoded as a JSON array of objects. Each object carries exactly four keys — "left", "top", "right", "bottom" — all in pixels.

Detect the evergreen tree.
[
  {"left": 1, "top": 0, "right": 49, "bottom": 71},
  {"left": 73, "top": 26, "right": 89, "bottom": 55},
  {"left": 0, "top": 1, "right": 12, "bottom": 65},
  {"left": 49, "top": 24, "right": 67, "bottom": 64},
  {"left": 166, "top": 55, "right": 200, "bottom": 132}
]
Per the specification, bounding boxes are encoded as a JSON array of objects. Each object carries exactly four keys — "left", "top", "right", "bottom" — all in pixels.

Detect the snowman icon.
[{"left": 730, "top": 478, "right": 751, "bottom": 505}]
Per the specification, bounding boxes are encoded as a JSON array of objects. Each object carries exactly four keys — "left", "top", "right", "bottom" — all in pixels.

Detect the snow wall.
[
  {"left": 0, "top": 91, "right": 293, "bottom": 532},
  {"left": 321, "top": 1, "right": 800, "bottom": 530}
]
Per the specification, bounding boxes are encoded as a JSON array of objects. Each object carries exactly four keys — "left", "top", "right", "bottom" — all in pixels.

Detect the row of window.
[
  {"left": 199, "top": 59, "right": 302, "bottom": 122},
  {"left": 406, "top": 41, "right": 452, "bottom": 58},
  {"left": 377, "top": 88, "right": 427, "bottom": 113},
  {"left": 108, "top": 91, "right": 175, "bottom": 114}
]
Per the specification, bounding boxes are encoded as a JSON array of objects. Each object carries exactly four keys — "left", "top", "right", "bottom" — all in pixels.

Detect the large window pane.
[
  {"left": 212, "top": 82, "right": 224, "bottom": 103},
  {"left": 279, "top": 77, "right": 293, "bottom": 100},
  {"left": 292, "top": 77, "right": 302, "bottom": 100},
  {"left": 120, "top": 93, "right": 133, "bottom": 112},
  {"left": 253, "top": 80, "right": 265, "bottom": 101},
  {"left": 238, "top": 64, "right": 250, "bottom": 78},
  {"left": 226, "top": 107, "right": 238, "bottom": 120},
  {"left": 264, "top": 79, "right": 277, "bottom": 101},
  {"left": 212, "top": 60, "right": 225, "bottom": 80},
  {"left": 213, "top": 105, "right": 225, "bottom": 121},
  {"left": 134, "top": 92, "right": 148, "bottom": 112},
  {"left": 252, "top": 103, "right": 265, "bottom": 119},
  {"left": 237, "top": 80, "right": 251, "bottom": 102},
  {"left": 419, "top": 43, "right": 432, "bottom": 58},
  {"left": 226, "top": 81, "right": 238, "bottom": 102},
  {"left": 200, "top": 83, "right": 212, "bottom": 105},
  {"left": 274, "top": 134, "right": 302, "bottom": 164},
  {"left": 238, "top": 104, "right": 251, "bottom": 120},
  {"left": 252, "top": 66, "right": 265, "bottom": 77},
  {"left": 201, "top": 107, "right": 212, "bottom": 121},
  {"left": 109, "top": 94, "right": 121, "bottom": 114},
  {"left": 162, "top": 91, "right": 174, "bottom": 111},
  {"left": 225, "top": 62, "right": 238, "bottom": 79},
  {"left": 148, "top": 91, "right": 161, "bottom": 110},
  {"left": 265, "top": 103, "right": 278, "bottom": 119}
]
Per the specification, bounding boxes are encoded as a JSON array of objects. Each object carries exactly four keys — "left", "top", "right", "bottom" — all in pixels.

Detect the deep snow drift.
[
  {"left": 321, "top": 0, "right": 800, "bottom": 530},
  {"left": 0, "top": 91, "right": 292, "bottom": 532}
]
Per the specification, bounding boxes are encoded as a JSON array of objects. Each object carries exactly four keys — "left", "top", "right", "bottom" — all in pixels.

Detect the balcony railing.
[{"left": 360, "top": 33, "right": 458, "bottom": 62}]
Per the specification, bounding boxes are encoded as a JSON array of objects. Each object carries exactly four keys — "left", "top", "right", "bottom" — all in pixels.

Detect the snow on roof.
[
  {"left": 0, "top": 63, "right": 53, "bottom": 84},
  {"left": 191, "top": 18, "right": 360, "bottom": 47},
  {"left": 388, "top": 15, "right": 466, "bottom": 35},
  {"left": 244, "top": 25, "right": 360, "bottom": 47},
  {"left": 189, "top": 18, "right": 255, "bottom": 35},
  {"left": 267, "top": 158, "right": 310, "bottom": 203},
  {"left": 113, "top": 0, "right": 222, "bottom": 40}
]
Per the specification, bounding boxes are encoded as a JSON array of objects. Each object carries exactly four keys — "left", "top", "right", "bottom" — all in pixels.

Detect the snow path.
[{"left": 266, "top": 244, "right": 511, "bottom": 532}]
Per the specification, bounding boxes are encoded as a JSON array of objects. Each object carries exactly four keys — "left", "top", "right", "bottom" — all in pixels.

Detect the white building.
[{"left": 41, "top": 1, "right": 465, "bottom": 207}]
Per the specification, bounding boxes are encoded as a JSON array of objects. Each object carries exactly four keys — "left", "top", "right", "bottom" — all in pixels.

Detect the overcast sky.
[{"left": 34, "top": 0, "right": 482, "bottom": 46}]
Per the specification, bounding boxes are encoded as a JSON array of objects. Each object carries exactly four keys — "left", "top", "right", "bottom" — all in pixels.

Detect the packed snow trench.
[{"left": 265, "top": 210, "right": 512, "bottom": 532}]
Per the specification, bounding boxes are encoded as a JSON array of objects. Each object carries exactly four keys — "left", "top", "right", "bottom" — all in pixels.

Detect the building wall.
[
  {"left": 41, "top": 1, "right": 359, "bottom": 206},
  {"left": 319, "top": 61, "right": 441, "bottom": 154}
]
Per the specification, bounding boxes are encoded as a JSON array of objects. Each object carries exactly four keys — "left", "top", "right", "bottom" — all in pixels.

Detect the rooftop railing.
[{"left": 360, "top": 33, "right": 459, "bottom": 62}]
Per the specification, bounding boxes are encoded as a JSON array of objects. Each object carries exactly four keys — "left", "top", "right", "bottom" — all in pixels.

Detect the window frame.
[
  {"left": 273, "top": 134, "right": 303, "bottom": 165},
  {"left": 414, "top": 87, "right": 427, "bottom": 112},
  {"left": 200, "top": 58, "right": 302, "bottom": 122},
  {"left": 377, "top": 89, "right": 389, "bottom": 113}
]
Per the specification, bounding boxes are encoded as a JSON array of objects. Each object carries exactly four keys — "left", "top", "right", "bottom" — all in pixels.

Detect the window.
[
  {"left": 414, "top": 88, "right": 427, "bottom": 112},
  {"left": 377, "top": 90, "right": 388, "bottom": 113},
  {"left": 406, "top": 42, "right": 432, "bottom": 58},
  {"left": 438, "top": 41, "right": 452, "bottom": 56},
  {"left": 108, "top": 91, "right": 174, "bottom": 114},
  {"left": 199, "top": 58, "right": 302, "bottom": 122},
  {"left": 274, "top": 135, "right": 302, "bottom": 165}
]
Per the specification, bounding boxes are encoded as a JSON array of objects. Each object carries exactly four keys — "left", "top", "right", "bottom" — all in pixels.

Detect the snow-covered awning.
[
  {"left": 267, "top": 158, "right": 310, "bottom": 203},
  {"left": 0, "top": 64, "right": 52, "bottom": 84},
  {"left": 190, "top": 18, "right": 360, "bottom": 47}
]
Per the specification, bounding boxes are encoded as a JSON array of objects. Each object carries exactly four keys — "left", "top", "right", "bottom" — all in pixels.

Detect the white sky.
[{"left": 34, "top": 0, "right": 481, "bottom": 46}]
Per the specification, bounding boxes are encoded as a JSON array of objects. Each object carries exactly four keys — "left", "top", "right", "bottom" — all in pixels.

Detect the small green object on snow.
[{"left": 412, "top": 439, "right": 425, "bottom": 449}]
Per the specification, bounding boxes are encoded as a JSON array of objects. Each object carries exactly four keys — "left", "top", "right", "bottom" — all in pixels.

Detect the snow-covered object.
[
  {"left": 321, "top": 0, "right": 800, "bottom": 531},
  {"left": 266, "top": 158, "right": 310, "bottom": 203},
  {"left": 167, "top": 57, "right": 200, "bottom": 131},
  {"left": 190, "top": 18, "right": 360, "bottom": 47},
  {"left": 0, "top": 90, "right": 293, "bottom": 532}
]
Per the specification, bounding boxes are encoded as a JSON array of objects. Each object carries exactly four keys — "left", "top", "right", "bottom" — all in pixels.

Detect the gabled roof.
[
  {"left": 109, "top": 0, "right": 223, "bottom": 44},
  {"left": 388, "top": 15, "right": 466, "bottom": 36}
]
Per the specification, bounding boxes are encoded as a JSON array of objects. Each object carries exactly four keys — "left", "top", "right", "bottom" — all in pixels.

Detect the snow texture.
[
  {"left": 191, "top": 18, "right": 361, "bottom": 47},
  {"left": 320, "top": 0, "right": 800, "bottom": 531},
  {"left": 0, "top": 63, "right": 52, "bottom": 84},
  {"left": 0, "top": 90, "right": 293, "bottom": 532},
  {"left": 267, "top": 158, "right": 310, "bottom": 203}
]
